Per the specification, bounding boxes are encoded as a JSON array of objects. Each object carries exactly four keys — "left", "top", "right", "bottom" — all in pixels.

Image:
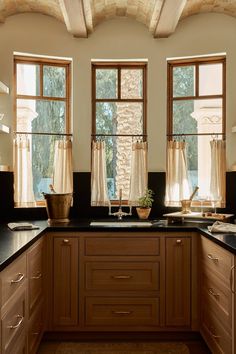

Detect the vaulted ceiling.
[{"left": 0, "top": 0, "right": 235, "bottom": 38}]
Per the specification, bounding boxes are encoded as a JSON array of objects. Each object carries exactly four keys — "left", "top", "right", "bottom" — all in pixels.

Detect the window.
[
  {"left": 92, "top": 62, "right": 147, "bottom": 201},
  {"left": 14, "top": 55, "right": 71, "bottom": 206},
  {"left": 167, "top": 55, "right": 226, "bottom": 206}
]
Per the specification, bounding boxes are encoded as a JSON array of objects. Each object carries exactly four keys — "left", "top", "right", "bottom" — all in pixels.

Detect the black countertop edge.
[{"left": 0, "top": 219, "right": 236, "bottom": 271}]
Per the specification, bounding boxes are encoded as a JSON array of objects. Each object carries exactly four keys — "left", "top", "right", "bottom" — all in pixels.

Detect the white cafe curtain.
[
  {"left": 210, "top": 139, "right": 226, "bottom": 203},
  {"left": 165, "top": 140, "right": 191, "bottom": 206},
  {"left": 53, "top": 139, "right": 73, "bottom": 193},
  {"left": 128, "top": 141, "right": 148, "bottom": 205},
  {"left": 91, "top": 141, "right": 110, "bottom": 206},
  {"left": 14, "top": 136, "right": 36, "bottom": 207}
]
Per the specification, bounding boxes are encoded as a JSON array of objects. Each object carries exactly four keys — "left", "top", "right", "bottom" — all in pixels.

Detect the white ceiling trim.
[
  {"left": 154, "top": 0, "right": 187, "bottom": 38},
  {"left": 59, "top": 0, "right": 88, "bottom": 38}
]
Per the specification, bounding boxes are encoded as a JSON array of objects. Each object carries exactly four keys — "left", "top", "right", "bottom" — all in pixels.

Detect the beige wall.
[{"left": 0, "top": 12, "right": 236, "bottom": 171}]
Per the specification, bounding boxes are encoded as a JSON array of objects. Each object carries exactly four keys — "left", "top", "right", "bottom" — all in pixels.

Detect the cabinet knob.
[
  {"left": 63, "top": 239, "right": 69, "bottom": 243},
  {"left": 176, "top": 239, "right": 182, "bottom": 244}
]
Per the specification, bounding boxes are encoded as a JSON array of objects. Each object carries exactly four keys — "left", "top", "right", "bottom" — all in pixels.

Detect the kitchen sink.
[{"left": 90, "top": 221, "right": 153, "bottom": 227}]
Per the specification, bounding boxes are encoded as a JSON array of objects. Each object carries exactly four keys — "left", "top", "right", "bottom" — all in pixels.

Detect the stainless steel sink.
[{"left": 90, "top": 221, "right": 152, "bottom": 227}]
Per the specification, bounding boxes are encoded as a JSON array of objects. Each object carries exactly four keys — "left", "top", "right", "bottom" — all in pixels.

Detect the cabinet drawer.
[
  {"left": 201, "top": 270, "right": 231, "bottom": 331},
  {"left": 28, "top": 301, "right": 44, "bottom": 354},
  {"left": 201, "top": 300, "right": 232, "bottom": 354},
  {"left": 85, "top": 237, "right": 160, "bottom": 256},
  {"left": 85, "top": 297, "right": 159, "bottom": 327},
  {"left": 5, "top": 329, "right": 26, "bottom": 354},
  {"left": 28, "top": 239, "right": 44, "bottom": 316},
  {"left": 85, "top": 262, "right": 160, "bottom": 291},
  {"left": 1, "top": 288, "right": 26, "bottom": 354},
  {"left": 1, "top": 254, "right": 26, "bottom": 307},
  {"left": 200, "top": 237, "right": 233, "bottom": 284}
]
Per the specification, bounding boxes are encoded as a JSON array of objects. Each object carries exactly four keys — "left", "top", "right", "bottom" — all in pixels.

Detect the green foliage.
[{"left": 138, "top": 189, "right": 154, "bottom": 208}]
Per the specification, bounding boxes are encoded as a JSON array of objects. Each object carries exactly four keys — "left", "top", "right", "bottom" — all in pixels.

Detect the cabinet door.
[
  {"left": 165, "top": 237, "right": 191, "bottom": 327},
  {"left": 53, "top": 237, "right": 79, "bottom": 327}
]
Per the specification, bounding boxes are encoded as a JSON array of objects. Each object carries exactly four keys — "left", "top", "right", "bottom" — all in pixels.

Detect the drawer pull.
[
  {"left": 112, "top": 275, "right": 132, "bottom": 280},
  {"left": 208, "top": 288, "right": 219, "bottom": 299},
  {"left": 8, "top": 315, "right": 24, "bottom": 329},
  {"left": 11, "top": 273, "right": 25, "bottom": 284},
  {"left": 32, "top": 332, "right": 39, "bottom": 336},
  {"left": 32, "top": 272, "right": 42, "bottom": 280},
  {"left": 208, "top": 325, "right": 221, "bottom": 339},
  {"left": 230, "top": 265, "right": 236, "bottom": 294},
  {"left": 207, "top": 254, "right": 219, "bottom": 262},
  {"left": 112, "top": 311, "right": 132, "bottom": 315},
  {"left": 176, "top": 239, "right": 182, "bottom": 244},
  {"left": 63, "top": 239, "right": 69, "bottom": 243}
]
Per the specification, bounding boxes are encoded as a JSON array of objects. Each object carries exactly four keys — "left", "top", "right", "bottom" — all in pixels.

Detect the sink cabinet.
[{"left": 47, "top": 231, "right": 198, "bottom": 331}]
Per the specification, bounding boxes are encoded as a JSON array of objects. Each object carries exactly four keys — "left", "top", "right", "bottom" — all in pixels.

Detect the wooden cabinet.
[
  {"left": 53, "top": 236, "right": 79, "bottom": 328},
  {"left": 0, "top": 254, "right": 27, "bottom": 354},
  {"left": 165, "top": 236, "right": 191, "bottom": 327},
  {"left": 27, "top": 238, "right": 45, "bottom": 354},
  {"left": 0, "top": 236, "right": 45, "bottom": 354},
  {"left": 82, "top": 233, "right": 163, "bottom": 330},
  {"left": 200, "top": 236, "right": 235, "bottom": 354}
]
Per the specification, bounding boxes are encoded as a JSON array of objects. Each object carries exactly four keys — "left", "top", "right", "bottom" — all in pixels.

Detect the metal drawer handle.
[
  {"left": 207, "top": 254, "right": 219, "bottom": 262},
  {"left": 208, "top": 288, "right": 220, "bottom": 299},
  {"left": 112, "top": 311, "right": 132, "bottom": 315},
  {"left": 176, "top": 239, "right": 182, "bottom": 244},
  {"left": 11, "top": 273, "right": 25, "bottom": 284},
  {"left": 32, "top": 272, "right": 42, "bottom": 280},
  {"left": 32, "top": 332, "right": 39, "bottom": 336},
  {"left": 63, "top": 239, "right": 69, "bottom": 243},
  {"left": 112, "top": 275, "right": 132, "bottom": 280},
  {"left": 208, "top": 325, "right": 221, "bottom": 339},
  {"left": 230, "top": 265, "right": 236, "bottom": 294},
  {"left": 8, "top": 315, "right": 24, "bottom": 329}
]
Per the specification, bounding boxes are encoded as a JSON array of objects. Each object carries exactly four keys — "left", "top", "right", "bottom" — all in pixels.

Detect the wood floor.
[{"left": 37, "top": 339, "right": 211, "bottom": 354}]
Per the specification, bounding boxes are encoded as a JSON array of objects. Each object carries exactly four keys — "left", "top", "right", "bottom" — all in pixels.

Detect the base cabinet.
[
  {"left": 165, "top": 237, "right": 191, "bottom": 327},
  {"left": 49, "top": 231, "right": 196, "bottom": 331},
  {"left": 53, "top": 236, "right": 79, "bottom": 328},
  {"left": 200, "top": 236, "right": 235, "bottom": 354}
]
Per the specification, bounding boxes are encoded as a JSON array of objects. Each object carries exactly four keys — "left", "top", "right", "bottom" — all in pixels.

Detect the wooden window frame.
[
  {"left": 167, "top": 55, "right": 226, "bottom": 207},
  {"left": 92, "top": 61, "right": 147, "bottom": 204},
  {"left": 14, "top": 55, "right": 71, "bottom": 207}
]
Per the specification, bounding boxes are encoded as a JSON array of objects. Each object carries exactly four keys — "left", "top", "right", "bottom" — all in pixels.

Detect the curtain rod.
[
  {"left": 91, "top": 134, "right": 147, "bottom": 137},
  {"left": 14, "top": 131, "right": 73, "bottom": 136},
  {"left": 167, "top": 133, "right": 225, "bottom": 137}
]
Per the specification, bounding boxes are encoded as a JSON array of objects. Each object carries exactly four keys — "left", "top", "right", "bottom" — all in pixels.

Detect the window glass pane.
[
  {"left": 16, "top": 63, "right": 40, "bottom": 96},
  {"left": 96, "top": 102, "right": 143, "bottom": 135},
  {"left": 121, "top": 69, "right": 143, "bottom": 99},
  {"left": 173, "top": 99, "right": 222, "bottom": 135},
  {"left": 96, "top": 69, "right": 118, "bottom": 99},
  {"left": 103, "top": 135, "right": 133, "bottom": 201},
  {"left": 173, "top": 66, "right": 195, "bottom": 97},
  {"left": 17, "top": 99, "right": 66, "bottom": 133},
  {"left": 199, "top": 63, "right": 223, "bottom": 96},
  {"left": 31, "top": 135, "right": 58, "bottom": 200},
  {"left": 43, "top": 66, "right": 66, "bottom": 97}
]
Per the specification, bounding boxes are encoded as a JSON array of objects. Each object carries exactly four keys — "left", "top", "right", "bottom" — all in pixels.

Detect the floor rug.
[{"left": 55, "top": 342, "right": 190, "bottom": 354}]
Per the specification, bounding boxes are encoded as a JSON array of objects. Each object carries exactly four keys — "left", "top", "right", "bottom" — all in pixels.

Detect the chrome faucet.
[{"left": 108, "top": 188, "right": 132, "bottom": 220}]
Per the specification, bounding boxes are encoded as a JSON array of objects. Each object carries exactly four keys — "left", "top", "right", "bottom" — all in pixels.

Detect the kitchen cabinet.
[
  {"left": 200, "top": 236, "right": 235, "bottom": 354},
  {"left": 165, "top": 236, "right": 191, "bottom": 327},
  {"left": 0, "top": 254, "right": 27, "bottom": 354},
  {"left": 27, "top": 238, "right": 45, "bottom": 354},
  {"left": 48, "top": 231, "right": 197, "bottom": 331},
  {"left": 53, "top": 236, "right": 79, "bottom": 328},
  {"left": 0, "top": 236, "right": 45, "bottom": 354}
]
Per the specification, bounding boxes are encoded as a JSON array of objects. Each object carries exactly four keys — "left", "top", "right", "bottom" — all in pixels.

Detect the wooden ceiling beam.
[
  {"left": 59, "top": 0, "right": 88, "bottom": 38},
  {"left": 154, "top": 0, "right": 187, "bottom": 38}
]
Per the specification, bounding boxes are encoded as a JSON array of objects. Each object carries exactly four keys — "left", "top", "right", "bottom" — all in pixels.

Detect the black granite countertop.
[{"left": 0, "top": 218, "right": 236, "bottom": 271}]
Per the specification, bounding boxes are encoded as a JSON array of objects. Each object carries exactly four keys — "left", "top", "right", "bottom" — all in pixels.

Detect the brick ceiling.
[{"left": 0, "top": 0, "right": 235, "bottom": 38}]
